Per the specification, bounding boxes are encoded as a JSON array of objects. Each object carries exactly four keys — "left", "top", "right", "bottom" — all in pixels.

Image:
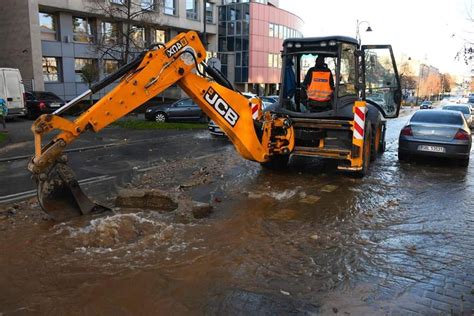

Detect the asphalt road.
[{"left": 0, "top": 115, "right": 226, "bottom": 202}]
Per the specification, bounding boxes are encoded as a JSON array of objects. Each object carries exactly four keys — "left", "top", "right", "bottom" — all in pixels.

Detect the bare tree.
[
  {"left": 83, "top": 0, "right": 164, "bottom": 66},
  {"left": 454, "top": 0, "right": 473, "bottom": 67},
  {"left": 80, "top": 62, "right": 100, "bottom": 105}
]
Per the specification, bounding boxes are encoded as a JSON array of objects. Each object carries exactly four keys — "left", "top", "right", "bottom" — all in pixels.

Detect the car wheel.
[
  {"left": 199, "top": 114, "right": 209, "bottom": 123},
  {"left": 354, "top": 123, "right": 372, "bottom": 178},
  {"left": 154, "top": 112, "right": 167, "bottom": 123},
  {"left": 260, "top": 155, "right": 290, "bottom": 170}
]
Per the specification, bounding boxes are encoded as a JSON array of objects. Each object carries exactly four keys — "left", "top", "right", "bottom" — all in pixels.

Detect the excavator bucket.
[{"left": 36, "top": 162, "right": 110, "bottom": 221}]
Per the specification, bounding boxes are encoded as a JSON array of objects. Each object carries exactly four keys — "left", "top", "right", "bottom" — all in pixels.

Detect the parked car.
[
  {"left": 420, "top": 101, "right": 433, "bottom": 109},
  {"left": 441, "top": 104, "right": 473, "bottom": 127},
  {"left": 0, "top": 68, "right": 26, "bottom": 118},
  {"left": 468, "top": 95, "right": 474, "bottom": 105},
  {"left": 261, "top": 95, "right": 279, "bottom": 110},
  {"left": 24, "top": 91, "right": 65, "bottom": 119},
  {"left": 208, "top": 119, "right": 225, "bottom": 137},
  {"left": 398, "top": 110, "right": 471, "bottom": 166},
  {"left": 145, "top": 98, "right": 205, "bottom": 122}
]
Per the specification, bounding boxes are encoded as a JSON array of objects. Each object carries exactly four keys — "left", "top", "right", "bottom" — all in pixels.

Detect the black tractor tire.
[
  {"left": 371, "top": 123, "right": 386, "bottom": 160},
  {"left": 354, "top": 123, "right": 372, "bottom": 178},
  {"left": 260, "top": 155, "right": 290, "bottom": 170}
]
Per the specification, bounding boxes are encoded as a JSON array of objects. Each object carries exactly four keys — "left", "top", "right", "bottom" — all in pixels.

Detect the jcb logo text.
[{"left": 204, "top": 88, "right": 239, "bottom": 127}]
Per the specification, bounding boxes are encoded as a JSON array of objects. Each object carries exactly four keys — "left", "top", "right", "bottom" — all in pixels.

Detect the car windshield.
[
  {"left": 261, "top": 97, "right": 276, "bottom": 102},
  {"left": 411, "top": 111, "right": 463, "bottom": 125},
  {"left": 34, "top": 92, "right": 62, "bottom": 101},
  {"left": 442, "top": 105, "right": 470, "bottom": 115}
]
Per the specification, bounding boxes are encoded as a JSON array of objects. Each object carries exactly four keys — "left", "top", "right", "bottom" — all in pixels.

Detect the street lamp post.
[
  {"left": 356, "top": 20, "right": 373, "bottom": 45},
  {"left": 202, "top": 0, "right": 208, "bottom": 49}
]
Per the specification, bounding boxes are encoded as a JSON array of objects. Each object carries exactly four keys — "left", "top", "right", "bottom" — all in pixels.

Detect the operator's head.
[{"left": 316, "top": 56, "right": 326, "bottom": 67}]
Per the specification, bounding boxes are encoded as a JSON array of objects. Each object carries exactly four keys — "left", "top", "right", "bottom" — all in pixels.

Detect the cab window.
[{"left": 338, "top": 43, "right": 356, "bottom": 97}]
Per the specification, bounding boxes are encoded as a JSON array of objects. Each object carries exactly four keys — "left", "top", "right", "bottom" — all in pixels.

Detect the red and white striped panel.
[
  {"left": 353, "top": 106, "right": 366, "bottom": 140},
  {"left": 251, "top": 103, "right": 259, "bottom": 120}
]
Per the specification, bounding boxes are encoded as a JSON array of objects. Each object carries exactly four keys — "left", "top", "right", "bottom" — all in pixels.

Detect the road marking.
[{"left": 0, "top": 175, "right": 116, "bottom": 204}]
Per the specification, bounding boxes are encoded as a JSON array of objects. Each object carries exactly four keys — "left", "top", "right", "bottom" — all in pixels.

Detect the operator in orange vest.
[{"left": 303, "top": 55, "right": 334, "bottom": 112}]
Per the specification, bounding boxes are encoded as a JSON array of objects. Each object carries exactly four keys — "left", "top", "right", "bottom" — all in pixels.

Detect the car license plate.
[
  {"left": 417, "top": 145, "right": 445, "bottom": 153},
  {"left": 50, "top": 103, "right": 60, "bottom": 108}
]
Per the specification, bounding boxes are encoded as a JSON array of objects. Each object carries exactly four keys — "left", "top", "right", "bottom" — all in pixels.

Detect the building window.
[
  {"left": 103, "top": 60, "right": 119, "bottom": 75},
  {"left": 227, "top": 22, "right": 234, "bottom": 35},
  {"left": 73, "top": 17, "right": 95, "bottom": 43},
  {"left": 154, "top": 29, "right": 166, "bottom": 43},
  {"left": 141, "top": 0, "right": 155, "bottom": 10},
  {"left": 269, "top": 23, "right": 274, "bottom": 37},
  {"left": 110, "top": 0, "right": 127, "bottom": 5},
  {"left": 131, "top": 25, "right": 146, "bottom": 47},
  {"left": 42, "top": 57, "right": 60, "bottom": 82},
  {"left": 268, "top": 54, "right": 273, "bottom": 68},
  {"left": 39, "top": 12, "right": 57, "bottom": 41},
  {"left": 164, "top": 0, "right": 176, "bottom": 15},
  {"left": 186, "top": 0, "right": 198, "bottom": 20},
  {"left": 101, "top": 22, "right": 120, "bottom": 45},
  {"left": 75, "top": 58, "right": 96, "bottom": 82},
  {"left": 206, "top": 2, "right": 214, "bottom": 23}
]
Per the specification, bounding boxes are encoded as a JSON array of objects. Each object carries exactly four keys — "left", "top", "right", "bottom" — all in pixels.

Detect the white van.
[{"left": 0, "top": 68, "right": 26, "bottom": 117}]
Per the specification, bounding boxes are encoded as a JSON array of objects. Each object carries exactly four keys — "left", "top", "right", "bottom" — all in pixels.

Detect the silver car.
[
  {"left": 398, "top": 110, "right": 471, "bottom": 166},
  {"left": 208, "top": 119, "right": 225, "bottom": 137},
  {"left": 442, "top": 104, "right": 473, "bottom": 128}
]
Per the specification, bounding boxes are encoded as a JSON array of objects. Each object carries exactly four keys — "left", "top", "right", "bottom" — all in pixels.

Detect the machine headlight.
[
  {"left": 329, "top": 40, "right": 337, "bottom": 46},
  {"left": 320, "top": 41, "right": 327, "bottom": 47},
  {"left": 294, "top": 42, "right": 302, "bottom": 48},
  {"left": 286, "top": 42, "right": 294, "bottom": 48}
]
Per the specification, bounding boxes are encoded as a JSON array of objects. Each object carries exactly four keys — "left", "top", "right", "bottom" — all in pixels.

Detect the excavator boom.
[{"left": 29, "top": 31, "right": 294, "bottom": 220}]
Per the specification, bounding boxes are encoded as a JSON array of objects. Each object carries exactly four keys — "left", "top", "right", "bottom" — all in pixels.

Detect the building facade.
[
  {"left": 217, "top": 0, "right": 303, "bottom": 95},
  {"left": 0, "top": 0, "right": 219, "bottom": 101}
]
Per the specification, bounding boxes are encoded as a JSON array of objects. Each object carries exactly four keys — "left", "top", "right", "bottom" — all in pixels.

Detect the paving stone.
[
  {"left": 431, "top": 300, "right": 453, "bottom": 313},
  {"left": 425, "top": 290, "right": 461, "bottom": 307}
]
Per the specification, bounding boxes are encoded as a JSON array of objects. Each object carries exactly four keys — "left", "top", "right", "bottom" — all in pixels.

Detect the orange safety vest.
[{"left": 307, "top": 71, "right": 332, "bottom": 101}]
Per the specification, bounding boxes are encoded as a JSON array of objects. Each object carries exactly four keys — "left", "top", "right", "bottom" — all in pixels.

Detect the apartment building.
[{"left": 0, "top": 0, "right": 218, "bottom": 101}]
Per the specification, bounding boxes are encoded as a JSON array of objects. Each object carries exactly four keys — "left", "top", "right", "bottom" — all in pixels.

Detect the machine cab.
[{"left": 278, "top": 36, "right": 401, "bottom": 119}]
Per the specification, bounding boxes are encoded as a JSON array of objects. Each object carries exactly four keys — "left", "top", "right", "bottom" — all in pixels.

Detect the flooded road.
[{"left": 1, "top": 111, "right": 474, "bottom": 315}]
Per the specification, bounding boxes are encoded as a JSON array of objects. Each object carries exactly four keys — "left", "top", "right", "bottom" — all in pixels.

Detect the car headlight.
[{"left": 146, "top": 108, "right": 152, "bottom": 112}]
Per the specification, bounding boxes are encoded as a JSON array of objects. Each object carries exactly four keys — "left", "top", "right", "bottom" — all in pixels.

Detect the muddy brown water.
[{"left": 1, "top": 113, "right": 474, "bottom": 314}]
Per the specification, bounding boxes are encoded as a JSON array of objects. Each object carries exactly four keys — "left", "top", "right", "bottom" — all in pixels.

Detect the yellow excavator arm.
[{"left": 29, "top": 31, "right": 294, "bottom": 220}]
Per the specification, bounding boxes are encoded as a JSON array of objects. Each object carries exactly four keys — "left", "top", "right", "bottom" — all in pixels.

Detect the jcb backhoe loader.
[{"left": 28, "top": 31, "right": 401, "bottom": 221}]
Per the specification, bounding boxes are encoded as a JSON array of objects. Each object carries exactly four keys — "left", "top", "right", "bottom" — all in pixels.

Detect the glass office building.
[{"left": 218, "top": 0, "right": 303, "bottom": 94}]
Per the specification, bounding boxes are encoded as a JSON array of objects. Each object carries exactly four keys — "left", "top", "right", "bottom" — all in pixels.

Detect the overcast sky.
[{"left": 279, "top": 0, "right": 473, "bottom": 77}]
